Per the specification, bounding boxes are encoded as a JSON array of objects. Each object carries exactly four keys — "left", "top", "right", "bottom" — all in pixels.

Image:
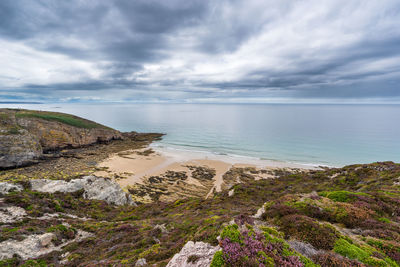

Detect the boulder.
[
  {"left": 0, "top": 230, "right": 92, "bottom": 260},
  {"left": 39, "top": 233, "right": 56, "bottom": 247},
  {"left": 0, "top": 206, "right": 27, "bottom": 223},
  {"left": 166, "top": 241, "right": 220, "bottom": 267},
  {"left": 30, "top": 176, "right": 135, "bottom": 206},
  {"left": 0, "top": 182, "right": 23, "bottom": 195},
  {"left": 135, "top": 258, "right": 147, "bottom": 266}
]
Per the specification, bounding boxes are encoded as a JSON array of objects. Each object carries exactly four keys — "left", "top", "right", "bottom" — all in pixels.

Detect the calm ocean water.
[{"left": 2, "top": 103, "right": 400, "bottom": 167}]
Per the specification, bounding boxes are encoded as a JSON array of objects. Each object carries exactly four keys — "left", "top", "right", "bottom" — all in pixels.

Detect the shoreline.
[
  {"left": 150, "top": 144, "right": 327, "bottom": 169},
  {"left": 94, "top": 144, "right": 322, "bottom": 200}
]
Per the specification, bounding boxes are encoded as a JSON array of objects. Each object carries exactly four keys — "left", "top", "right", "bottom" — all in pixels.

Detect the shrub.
[
  {"left": 279, "top": 214, "right": 339, "bottom": 250},
  {"left": 210, "top": 251, "right": 225, "bottom": 267},
  {"left": 319, "top": 191, "right": 370, "bottom": 203},
  {"left": 220, "top": 224, "right": 242, "bottom": 244},
  {"left": 312, "top": 252, "right": 366, "bottom": 267}
]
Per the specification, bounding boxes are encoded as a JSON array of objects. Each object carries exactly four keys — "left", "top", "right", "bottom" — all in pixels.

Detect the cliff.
[{"left": 0, "top": 109, "right": 122, "bottom": 168}]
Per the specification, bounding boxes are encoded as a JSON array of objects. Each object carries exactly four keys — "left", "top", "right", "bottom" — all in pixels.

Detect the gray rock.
[
  {"left": 228, "top": 188, "right": 234, "bottom": 197},
  {"left": 166, "top": 241, "right": 220, "bottom": 267},
  {"left": 82, "top": 176, "right": 134, "bottom": 206},
  {"left": 154, "top": 224, "right": 168, "bottom": 234},
  {"left": 39, "top": 233, "right": 56, "bottom": 247},
  {"left": 0, "top": 206, "right": 27, "bottom": 223},
  {"left": 0, "top": 229, "right": 92, "bottom": 260},
  {"left": 135, "top": 258, "right": 147, "bottom": 266},
  {"left": 30, "top": 176, "right": 135, "bottom": 206},
  {"left": 30, "top": 179, "right": 86, "bottom": 193},
  {"left": 288, "top": 240, "right": 319, "bottom": 258},
  {"left": 0, "top": 130, "right": 42, "bottom": 168},
  {"left": 0, "top": 182, "right": 23, "bottom": 195},
  {"left": 253, "top": 202, "right": 266, "bottom": 219}
]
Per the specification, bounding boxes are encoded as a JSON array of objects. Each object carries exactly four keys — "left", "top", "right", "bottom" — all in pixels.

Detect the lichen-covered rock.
[
  {"left": 38, "top": 233, "right": 56, "bottom": 247},
  {"left": 0, "top": 130, "right": 42, "bottom": 168},
  {"left": 135, "top": 258, "right": 147, "bottom": 266},
  {"left": 0, "top": 205, "right": 27, "bottom": 223},
  {"left": 166, "top": 241, "right": 220, "bottom": 267},
  {"left": 0, "top": 182, "right": 23, "bottom": 195},
  {"left": 30, "top": 176, "right": 135, "bottom": 206},
  {"left": 0, "top": 230, "right": 92, "bottom": 260}
]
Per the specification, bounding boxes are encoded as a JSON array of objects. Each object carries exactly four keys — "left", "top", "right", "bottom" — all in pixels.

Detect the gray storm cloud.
[{"left": 0, "top": 0, "right": 399, "bottom": 102}]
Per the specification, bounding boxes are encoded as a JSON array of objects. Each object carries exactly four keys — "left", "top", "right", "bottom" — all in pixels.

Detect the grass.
[{"left": 15, "top": 110, "right": 107, "bottom": 129}]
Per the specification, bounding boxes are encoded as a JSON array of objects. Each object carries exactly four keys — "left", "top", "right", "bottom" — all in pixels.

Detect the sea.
[{"left": 1, "top": 103, "right": 399, "bottom": 167}]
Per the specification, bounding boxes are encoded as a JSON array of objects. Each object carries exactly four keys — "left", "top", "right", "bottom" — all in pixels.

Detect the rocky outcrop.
[
  {"left": 0, "top": 230, "right": 92, "bottom": 260},
  {"left": 0, "top": 205, "right": 27, "bottom": 223},
  {"left": 166, "top": 241, "right": 220, "bottom": 267},
  {"left": 0, "top": 129, "right": 42, "bottom": 168},
  {"left": 0, "top": 182, "right": 23, "bottom": 195},
  {"left": 0, "top": 109, "right": 122, "bottom": 168},
  {"left": 30, "top": 176, "right": 135, "bottom": 206},
  {"left": 16, "top": 116, "right": 121, "bottom": 151}
]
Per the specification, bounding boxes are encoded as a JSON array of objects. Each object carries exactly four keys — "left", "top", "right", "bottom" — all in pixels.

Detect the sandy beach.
[{"left": 95, "top": 145, "right": 319, "bottom": 199}]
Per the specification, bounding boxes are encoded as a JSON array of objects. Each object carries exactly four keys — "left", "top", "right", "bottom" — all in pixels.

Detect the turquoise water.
[{"left": 2, "top": 103, "right": 399, "bottom": 166}]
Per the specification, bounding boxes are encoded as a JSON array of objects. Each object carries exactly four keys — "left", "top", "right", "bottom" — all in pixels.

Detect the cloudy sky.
[{"left": 1, "top": 0, "right": 399, "bottom": 103}]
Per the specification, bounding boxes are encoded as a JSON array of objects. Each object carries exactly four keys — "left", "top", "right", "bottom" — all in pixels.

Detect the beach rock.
[
  {"left": 0, "top": 182, "right": 23, "bottom": 195},
  {"left": 0, "top": 130, "right": 42, "bottom": 168},
  {"left": 166, "top": 241, "right": 220, "bottom": 267},
  {"left": 30, "top": 176, "right": 135, "bottom": 206},
  {"left": 0, "top": 206, "right": 27, "bottom": 223}
]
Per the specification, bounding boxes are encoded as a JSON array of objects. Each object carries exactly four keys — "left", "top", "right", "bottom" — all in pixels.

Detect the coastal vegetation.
[
  {"left": 1, "top": 160, "right": 399, "bottom": 266},
  {"left": 14, "top": 110, "right": 107, "bottom": 129}
]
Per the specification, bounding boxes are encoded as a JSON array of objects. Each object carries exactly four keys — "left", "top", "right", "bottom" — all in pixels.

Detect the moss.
[
  {"left": 334, "top": 238, "right": 370, "bottom": 261},
  {"left": 220, "top": 224, "right": 242, "bottom": 244},
  {"left": 138, "top": 244, "right": 160, "bottom": 258},
  {"left": 333, "top": 239, "right": 398, "bottom": 267},
  {"left": 378, "top": 217, "right": 391, "bottom": 224},
  {"left": 210, "top": 251, "right": 225, "bottom": 267},
  {"left": 20, "top": 260, "right": 47, "bottom": 267},
  {"left": 319, "top": 191, "right": 370, "bottom": 203}
]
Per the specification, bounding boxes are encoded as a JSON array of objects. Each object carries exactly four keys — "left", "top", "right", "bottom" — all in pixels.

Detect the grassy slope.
[
  {"left": 0, "top": 162, "right": 399, "bottom": 266},
  {"left": 13, "top": 110, "right": 110, "bottom": 129}
]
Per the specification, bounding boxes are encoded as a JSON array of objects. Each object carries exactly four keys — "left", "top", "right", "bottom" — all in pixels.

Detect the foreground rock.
[
  {"left": 30, "top": 176, "right": 135, "bottom": 206},
  {"left": 0, "top": 182, "right": 23, "bottom": 195},
  {"left": 0, "top": 230, "right": 92, "bottom": 260},
  {"left": 0, "top": 109, "right": 122, "bottom": 168},
  {"left": 0, "top": 205, "right": 27, "bottom": 223},
  {"left": 166, "top": 241, "right": 220, "bottom": 267}
]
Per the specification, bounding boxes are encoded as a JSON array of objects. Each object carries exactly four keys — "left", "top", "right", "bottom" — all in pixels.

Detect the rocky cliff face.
[{"left": 0, "top": 109, "right": 122, "bottom": 168}]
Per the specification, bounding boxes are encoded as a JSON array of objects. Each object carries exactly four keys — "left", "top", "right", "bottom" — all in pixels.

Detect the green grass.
[
  {"left": 15, "top": 111, "right": 106, "bottom": 129},
  {"left": 318, "top": 190, "right": 370, "bottom": 202}
]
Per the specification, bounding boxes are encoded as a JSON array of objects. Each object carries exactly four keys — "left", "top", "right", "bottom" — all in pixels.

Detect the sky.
[{"left": 0, "top": 0, "right": 400, "bottom": 103}]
